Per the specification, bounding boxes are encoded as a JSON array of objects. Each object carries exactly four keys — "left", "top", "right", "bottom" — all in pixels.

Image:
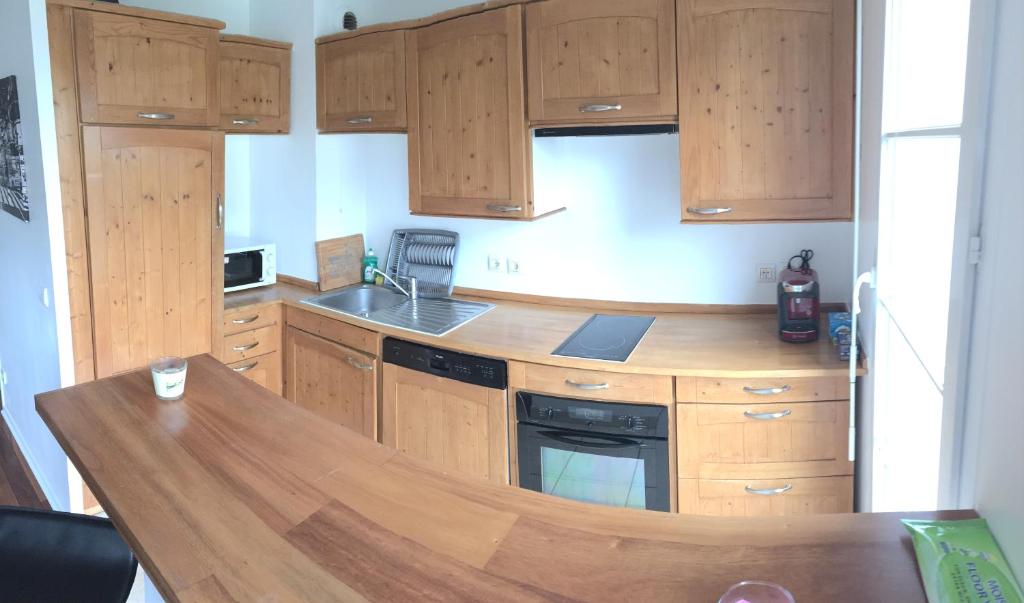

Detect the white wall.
[
  {"left": 318, "top": 0, "right": 854, "bottom": 304},
  {"left": 357, "top": 133, "right": 854, "bottom": 303},
  {"left": 0, "top": 0, "right": 72, "bottom": 510},
  {"left": 959, "top": 0, "right": 1024, "bottom": 577}
]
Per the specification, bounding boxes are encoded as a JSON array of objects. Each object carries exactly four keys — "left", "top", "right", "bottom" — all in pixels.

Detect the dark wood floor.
[{"left": 0, "top": 417, "right": 50, "bottom": 509}]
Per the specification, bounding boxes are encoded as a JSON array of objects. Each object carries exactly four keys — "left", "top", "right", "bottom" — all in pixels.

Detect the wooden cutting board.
[{"left": 315, "top": 234, "right": 365, "bottom": 291}]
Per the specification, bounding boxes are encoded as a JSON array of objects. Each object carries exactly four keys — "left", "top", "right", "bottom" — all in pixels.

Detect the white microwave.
[{"left": 224, "top": 242, "right": 276, "bottom": 292}]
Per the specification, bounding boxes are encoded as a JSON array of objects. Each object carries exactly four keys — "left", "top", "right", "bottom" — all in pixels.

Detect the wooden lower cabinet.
[
  {"left": 228, "top": 350, "right": 282, "bottom": 396},
  {"left": 679, "top": 476, "right": 853, "bottom": 517},
  {"left": 284, "top": 326, "right": 376, "bottom": 439},
  {"left": 382, "top": 363, "right": 509, "bottom": 484}
]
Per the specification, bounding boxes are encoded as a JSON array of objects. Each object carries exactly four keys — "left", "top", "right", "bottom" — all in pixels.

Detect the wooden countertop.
[
  {"left": 36, "top": 356, "right": 962, "bottom": 602},
  {"left": 227, "top": 283, "right": 860, "bottom": 378}
]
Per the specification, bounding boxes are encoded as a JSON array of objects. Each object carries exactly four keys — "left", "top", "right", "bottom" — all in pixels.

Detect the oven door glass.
[
  {"left": 224, "top": 251, "right": 264, "bottom": 289},
  {"left": 518, "top": 424, "right": 670, "bottom": 512}
]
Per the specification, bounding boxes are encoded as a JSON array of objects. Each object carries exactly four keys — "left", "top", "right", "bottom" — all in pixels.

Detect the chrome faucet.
[{"left": 371, "top": 268, "right": 417, "bottom": 300}]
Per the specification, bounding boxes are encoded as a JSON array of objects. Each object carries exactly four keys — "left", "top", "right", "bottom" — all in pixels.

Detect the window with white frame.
[{"left": 871, "top": 0, "right": 973, "bottom": 512}]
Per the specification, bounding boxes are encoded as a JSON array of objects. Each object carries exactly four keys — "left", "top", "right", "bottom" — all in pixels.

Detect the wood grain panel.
[
  {"left": 227, "top": 350, "right": 282, "bottom": 396},
  {"left": 222, "top": 324, "right": 280, "bottom": 364},
  {"left": 74, "top": 10, "right": 220, "bottom": 126},
  {"left": 510, "top": 361, "right": 674, "bottom": 404},
  {"left": 82, "top": 127, "right": 223, "bottom": 377},
  {"left": 284, "top": 327, "right": 376, "bottom": 439},
  {"left": 218, "top": 36, "right": 291, "bottom": 133},
  {"left": 678, "top": 0, "right": 854, "bottom": 222},
  {"left": 679, "top": 475, "right": 853, "bottom": 516},
  {"left": 285, "top": 306, "right": 377, "bottom": 356},
  {"left": 47, "top": 3, "right": 95, "bottom": 383},
  {"left": 382, "top": 364, "right": 509, "bottom": 484},
  {"left": 223, "top": 302, "right": 281, "bottom": 336},
  {"left": 408, "top": 6, "right": 536, "bottom": 219},
  {"left": 683, "top": 376, "right": 846, "bottom": 403},
  {"left": 317, "top": 30, "right": 407, "bottom": 132},
  {"left": 526, "top": 0, "right": 676, "bottom": 124},
  {"left": 677, "top": 401, "right": 853, "bottom": 479}
]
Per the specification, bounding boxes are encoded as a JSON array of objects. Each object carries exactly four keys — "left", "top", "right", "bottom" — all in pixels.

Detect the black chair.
[{"left": 0, "top": 505, "right": 138, "bottom": 603}]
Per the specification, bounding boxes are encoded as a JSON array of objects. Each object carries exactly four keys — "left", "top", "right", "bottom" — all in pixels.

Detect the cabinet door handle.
[
  {"left": 565, "top": 379, "right": 609, "bottom": 391},
  {"left": 232, "top": 118, "right": 259, "bottom": 126},
  {"left": 745, "top": 484, "right": 793, "bottom": 496},
  {"left": 742, "top": 385, "right": 793, "bottom": 396},
  {"left": 346, "top": 357, "right": 373, "bottom": 371},
  {"left": 579, "top": 103, "right": 622, "bottom": 113},
  {"left": 231, "top": 315, "right": 260, "bottom": 325},
  {"left": 216, "top": 193, "right": 224, "bottom": 230},
  {"left": 232, "top": 361, "right": 259, "bottom": 373},
  {"left": 743, "top": 409, "right": 792, "bottom": 421},
  {"left": 346, "top": 116, "right": 373, "bottom": 125},
  {"left": 486, "top": 204, "right": 523, "bottom": 213},
  {"left": 687, "top": 207, "right": 734, "bottom": 216},
  {"left": 137, "top": 112, "right": 175, "bottom": 120},
  {"left": 232, "top": 342, "right": 259, "bottom": 352}
]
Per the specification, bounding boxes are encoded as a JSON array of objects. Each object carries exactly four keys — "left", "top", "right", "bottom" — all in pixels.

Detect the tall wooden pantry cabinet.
[{"left": 47, "top": 1, "right": 226, "bottom": 381}]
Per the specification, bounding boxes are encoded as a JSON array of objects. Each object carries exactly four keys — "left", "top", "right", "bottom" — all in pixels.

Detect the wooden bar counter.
[{"left": 37, "top": 355, "right": 958, "bottom": 602}]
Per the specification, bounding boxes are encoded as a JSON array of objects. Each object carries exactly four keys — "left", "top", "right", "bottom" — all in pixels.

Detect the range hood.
[{"left": 533, "top": 124, "right": 678, "bottom": 138}]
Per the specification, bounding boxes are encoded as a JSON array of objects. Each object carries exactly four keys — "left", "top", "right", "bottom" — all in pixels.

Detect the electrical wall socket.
[
  {"left": 487, "top": 255, "right": 506, "bottom": 273},
  {"left": 757, "top": 263, "right": 777, "bottom": 283},
  {"left": 506, "top": 258, "right": 521, "bottom": 274}
]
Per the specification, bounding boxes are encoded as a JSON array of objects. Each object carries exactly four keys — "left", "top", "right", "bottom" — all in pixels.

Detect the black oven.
[{"left": 516, "top": 392, "right": 670, "bottom": 512}]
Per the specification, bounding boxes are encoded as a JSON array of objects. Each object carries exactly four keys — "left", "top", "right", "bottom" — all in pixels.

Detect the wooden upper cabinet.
[
  {"left": 218, "top": 35, "right": 291, "bottom": 133},
  {"left": 408, "top": 7, "right": 551, "bottom": 220},
  {"left": 526, "top": 0, "right": 677, "bottom": 124},
  {"left": 316, "top": 31, "right": 407, "bottom": 132},
  {"left": 678, "top": 0, "right": 855, "bottom": 222},
  {"left": 82, "top": 127, "right": 224, "bottom": 378},
  {"left": 73, "top": 10, "right": 220, "bottom": 127}
]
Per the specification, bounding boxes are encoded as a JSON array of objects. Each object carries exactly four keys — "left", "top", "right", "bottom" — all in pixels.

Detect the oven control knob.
[
  {"left": 625, "top": 416, "right": 636, "bottom": 429},
  {"left": 544, "top": 408, "right": 555, "bottom": 420}
]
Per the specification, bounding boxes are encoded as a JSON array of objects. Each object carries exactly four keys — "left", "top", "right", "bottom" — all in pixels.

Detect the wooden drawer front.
[
  {"left": 222, "top": 325, "right": 280, "bottom": 364},
  {"left": 679, "top": 476, "right": 853, "bottom": 517},
  {"left": 74, "top": 10, "right": 219, "bottom": 126},
  {"left": 677, "top": 377, "right": 846, "bottom": 404},
  {"left": 677, "top": 402, "right": 852, "bottom": 479},
  {"left": 511, "top": 362, "right": 672, "bottom": 404},
  {"left": 285, "top": 307, "right": 377, "bottom": 356},
  {"left": 228, "top": 351, "right": 282, "bottom": 396},
  {"left": 224, "top": 304, "right": 282, "bottom": 336}
]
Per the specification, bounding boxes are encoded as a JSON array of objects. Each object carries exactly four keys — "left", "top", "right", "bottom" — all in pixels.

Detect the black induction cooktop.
[{"left": 552, "top": 314, "right": 656, "bottom": 362}]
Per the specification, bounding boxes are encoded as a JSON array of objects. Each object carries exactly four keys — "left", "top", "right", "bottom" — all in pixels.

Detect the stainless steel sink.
[
  {"left": 301, "top": 285, "right": 494, "bottom": 336},
  {"left": 305, "top": 284, "right": 407, "bottom": 318}
]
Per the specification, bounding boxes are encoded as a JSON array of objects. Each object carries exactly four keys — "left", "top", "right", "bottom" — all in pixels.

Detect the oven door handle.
[{"left": 538, "top": 430, "right": 644, "bottom": 449}]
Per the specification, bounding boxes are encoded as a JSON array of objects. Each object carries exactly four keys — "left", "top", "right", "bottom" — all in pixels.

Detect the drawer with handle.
[
  {"left": 678, "top": 476, "right": 853, "bottom": 517},
  {"left": 677, "top": 376, "right": 847, "bottom": 404},
  {"left": 677, "top": 402, "right": 853, "bottom": 479},
  {"left": 509, "top": 362, "right": 673, "bottom": 404},
  {"left": 222, "top": 324, "right": 280, "bottom": 364},
  {"left": 223, "top": 304, "right": 282, "bottom": 336},
  {"left": 227, "top": 350, "right": 282, "bottom": 396}
]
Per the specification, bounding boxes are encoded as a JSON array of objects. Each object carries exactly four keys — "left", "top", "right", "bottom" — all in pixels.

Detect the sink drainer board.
[{"left": 384, "top": 229, "right": 459, "bottom": 298}]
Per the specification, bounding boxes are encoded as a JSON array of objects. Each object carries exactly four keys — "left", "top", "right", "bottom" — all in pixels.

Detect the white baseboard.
[{"left": 1, "top": 407, "right": 64, "bottom": 510}]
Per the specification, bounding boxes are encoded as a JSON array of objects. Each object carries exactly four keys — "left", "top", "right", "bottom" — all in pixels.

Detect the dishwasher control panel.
[{"left": 382, "top": 337, "right": 508, "bottom": 390}]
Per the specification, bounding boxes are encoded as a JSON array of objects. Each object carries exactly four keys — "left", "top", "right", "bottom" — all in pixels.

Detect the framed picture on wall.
[{"left": 0, "top": 75, "right": 29, "bottom": 223}]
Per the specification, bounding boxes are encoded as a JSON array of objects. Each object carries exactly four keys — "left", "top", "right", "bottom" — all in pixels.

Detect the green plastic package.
[{"left": 903, "top": 518, "right": 1024, "bottom": 603}]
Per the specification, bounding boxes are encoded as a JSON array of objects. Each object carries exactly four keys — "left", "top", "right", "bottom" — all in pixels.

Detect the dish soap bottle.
[{"left": 362, "top": 248, "right": 378, "bottom": 284}]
